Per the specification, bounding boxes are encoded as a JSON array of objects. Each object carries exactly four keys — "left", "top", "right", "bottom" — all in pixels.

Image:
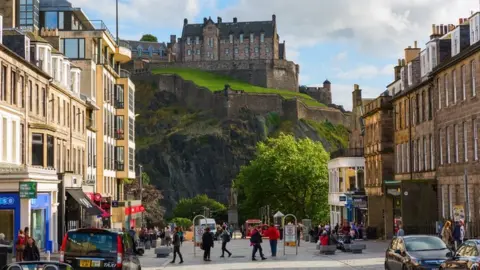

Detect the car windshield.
[
  {"left": 65, "top": 231, "right": 117, "bottom": 255},
  {"left": 404, "top": 236, "right": 447, "bottom": 251}
]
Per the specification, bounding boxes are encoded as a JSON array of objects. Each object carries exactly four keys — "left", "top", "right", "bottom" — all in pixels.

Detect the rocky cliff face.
[{"left": 134, "top": 81, "right": 348, "bottom": 216}]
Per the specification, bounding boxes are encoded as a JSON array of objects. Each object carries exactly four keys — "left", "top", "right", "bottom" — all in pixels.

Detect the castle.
[{"left": 300, "top": 80, "right": 333, "bottom": 105}]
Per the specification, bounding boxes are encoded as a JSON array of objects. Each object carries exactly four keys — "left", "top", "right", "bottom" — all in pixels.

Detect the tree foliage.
[
  {"left": 140, "top": 34, "right": 158, "bottom": 42},
  {"left": 125, "top": 175, "right": 165, "bottom": 227},
  {"left": 170, "top": 217, "right": 193, "bottom": 229},
  {"left": 173, "top": 194, "right": 227, "bottom": 221},
  {"left": 235, "top": 133, "right": 330, "bottom": 223}
]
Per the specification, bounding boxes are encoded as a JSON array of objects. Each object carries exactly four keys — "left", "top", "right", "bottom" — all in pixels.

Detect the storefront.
[
  {"left": 125, "top": 201, "right": 145, "bottom": 229},
  {"left": 30, "top": 193, "right": 51, "bottom": 251},
  {"left": 0, "top": 194, "right": 21, "bottom": 244},
  {"left": 65, "top": 189, "right": 106, "bottom": 230}
]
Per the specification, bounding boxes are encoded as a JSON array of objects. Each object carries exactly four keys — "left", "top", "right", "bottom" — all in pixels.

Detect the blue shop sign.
[{"left": 0, "top": 197, "right": 15, "bottom": 206}]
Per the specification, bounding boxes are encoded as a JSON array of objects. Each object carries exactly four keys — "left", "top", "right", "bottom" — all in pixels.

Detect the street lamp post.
[{"left": 138, "top": 164, "right": 144, "bottom": 227}]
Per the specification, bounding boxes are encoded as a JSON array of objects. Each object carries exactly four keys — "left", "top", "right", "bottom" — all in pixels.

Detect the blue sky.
[{"left": 71, "top": 0, "right": 480, "bottom": 110}]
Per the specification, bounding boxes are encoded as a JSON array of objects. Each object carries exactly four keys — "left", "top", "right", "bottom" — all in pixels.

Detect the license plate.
[
  {"left": 431, "top": 268, "right": 439, "bottom": 270},
  {"left": 91, "top": 261, "right": 101, "bottom": 267},
  {"left": 79, "top": 260, "right": 91, "bottom": 267}
]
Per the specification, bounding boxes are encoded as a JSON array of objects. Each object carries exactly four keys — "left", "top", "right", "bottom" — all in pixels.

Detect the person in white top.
[{"left": 165, "top": 227, "right": 172, "bottom": 246}]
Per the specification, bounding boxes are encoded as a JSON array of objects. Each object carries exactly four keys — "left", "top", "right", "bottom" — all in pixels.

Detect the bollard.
[{"left": 46, "top": 251, "right": 51, "bottom": 261}]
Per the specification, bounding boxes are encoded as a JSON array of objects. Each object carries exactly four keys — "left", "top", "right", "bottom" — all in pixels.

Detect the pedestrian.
[
  {"left": 202, "top": 227, "right": 214, "bottom": 261},
  {"left": 453, "top": 221, "right": 461, "bottom": 250},
  {"left": 170, "top": 227, "right": 184, "bottom": 264},
  {"left": 396, "top": 224, "right": 405, "bottom": 237},
  {"left": 334, "top": 223, "right": 339, "bottom": 235},
  {"left": 441, "top": 221, "right": 453, "bottom": 249},
  {"left": 220, "top": 226, "right": 232, "bottom": 258},
  {"left": 179, "top": 227, "right": 184, "bottom": 246},
  {"left": 265, "top": 224, "right": 279, "bottom": 257},
  {"left": 241, "top": 224, "right": 245, "bottom": 239},
  {"left": 0, "top": 233, "right": 9, "bottom": 245},
  {"left": 23, "top": 238, "right": 40, "bottom": 261},
  {"left": 319, "top": 231, "right": 329, "bottom": 246},
  {"left": 250, "top": 228, "right": 266, "bottom": 261},
  {"left": 15, "top": 229, "right": 26, "bottom": 262},
  {"left": 165, "top": 226, "right": 172, "bottom": 247}
]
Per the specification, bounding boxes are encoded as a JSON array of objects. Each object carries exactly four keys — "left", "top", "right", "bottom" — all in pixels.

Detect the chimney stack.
[
  {"left": 217, "top": 17, "right": 222, "bottom": 24},
  {"left": 414, "top": 40, "right": 417, "bottom": 48},
  {"left": 459, "top": 18, "right": 464, "bottom": 25},
  {"left": 203, "top": 17, "right": 207, "bottom": 24},
  {"left": 272, "top": 14, "right": 276, "bottom": 23},
  {"left": 183, "top": 18, "right": 188, "bottom": 25},
  {"left": 444, "top": 25, "right": 448, "bottom": 34},
  {"left": 170, "top": 35, "right": 176, "bottom": 44},
  {"left": 233, "top": 17, "right": 237, "bottom": 23},
  {"left": 398, "top": 59, "right": 401, "bottom": 66},
  {"left": 432, "top": 24, "right": 436, "bottom": 35}
]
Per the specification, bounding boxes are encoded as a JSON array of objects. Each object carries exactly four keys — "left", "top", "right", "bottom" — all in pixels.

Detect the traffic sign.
[
  {"left": 194, "top": 226, "right": 204, "bottom": 243},
  {"left": 284, "top": 224, "right": 296, "bottom": 243}
]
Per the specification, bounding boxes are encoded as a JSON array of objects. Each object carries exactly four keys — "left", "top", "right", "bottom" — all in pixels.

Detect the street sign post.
[
  {"left": 282, "top": 213, "right": 298, "bottom": 256},
  {"left": 19, "top": 182, "right": 37, "bottom": 199},
  {"left": 191, "top": 215, "right": 207, "bottom": 257},
  {"left": 284, "top": 224, "right": 296, "bottom": 244}
]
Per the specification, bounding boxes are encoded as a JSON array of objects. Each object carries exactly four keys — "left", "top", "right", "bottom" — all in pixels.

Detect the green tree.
[
  {"left": 173, "top": 194, "right": 227, "bottom": 221},
  {"left": 170, "top": 217, "right": 193, "bottom": 229},
  {"left": 235, "top": 133, "right": 330, "bottom": 223},
  {"left": 140, "top": 34, "right": 158, "bottom": 42}
]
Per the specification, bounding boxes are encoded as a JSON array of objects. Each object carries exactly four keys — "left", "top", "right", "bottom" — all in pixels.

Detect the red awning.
[
  {"left": 125, "top": 205, "right": 145, "bottom": 215},
  {"left": 83, "top": 192, "right": 110, "bottom": 218}
]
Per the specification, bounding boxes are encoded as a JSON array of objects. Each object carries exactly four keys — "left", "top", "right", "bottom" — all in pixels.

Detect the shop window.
[{"left": 32, "top": 133, "right": 44, "bottom": 166}]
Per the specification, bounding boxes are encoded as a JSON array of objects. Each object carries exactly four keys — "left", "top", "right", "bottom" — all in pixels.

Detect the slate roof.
[
  {"left": 182, "top": 17, "right": 275, "bottom": 39},
  {"left": 123, "top": 40, "right": 167, "bottom": 50}
]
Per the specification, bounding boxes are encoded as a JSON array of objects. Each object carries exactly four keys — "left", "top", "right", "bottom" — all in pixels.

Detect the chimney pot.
[
  {"left": 217, "top": 16, "right": 222, "bottom": 23},
  {"left": 398, "top": 59, "right": 401, "bottom": 66},
  {"left": 203, "top": 17, "right": 207, "bottom": 24},
  {"left": 440, "top": 24, "right": 444, "bottom": 34},
  {"left": 354, "top": 84, "right": 359, "bottom": 90},
  {"left": 432, "top": 24, "right": 436, "bottom": 35},
  {"left": 233, "top": 17, "right": 237, "bottom": 23},
  {"left": 436, "top": 25, "right": 441, "bottom": 35},
  {"left": 272, "top": 14, "right": 276, "bottom": 22},
  {"left": 414, "top": 40, "right": 417, "bottom": 48},
  {"left": 402, "top": 59, "right": 405, "bottom": 66},
  {"left": 444, "top": 25, "right": 448, "bottom": 34},
  {"left": 408, "top": 46, "right": 411, "bottom": 49},
  {"left": 184, "top": 18, "right": 188, "bottom": 25}
]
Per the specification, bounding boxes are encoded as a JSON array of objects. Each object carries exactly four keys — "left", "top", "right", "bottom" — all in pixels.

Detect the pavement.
[{"left": 139, "top": 238, "right": 390, "bottom": 270}]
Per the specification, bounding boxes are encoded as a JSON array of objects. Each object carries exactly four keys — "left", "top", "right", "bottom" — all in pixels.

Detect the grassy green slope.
[{"left": 152, "top": 67, "right": 324, "bottom": 107}]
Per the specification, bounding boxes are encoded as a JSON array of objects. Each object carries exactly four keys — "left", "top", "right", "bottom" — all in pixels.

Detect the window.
[
  {"left": 239, "top": 34, "right": 244, "bottom": 43},
  {"left": 444, "top": 74, "right": 449, "bottom": 106},
  {"left": 229, "top": 34, "right": 233, "bottom": 43},
  {"left": 225, "top": 48, "right": 229, "bottom": 55},
  {"left": 424, "top": 137, "right": 428, "bottom": 170},
  {"left": 462, "top": 65, "right": 466, "bottom": 100},
  {"left": 447, "top": 127, "right": 451, "bottom": 164},
  {"left": 128, "top": 87, "right": 134, "bottom": 112},
  {"left": 51, "top": 94, "right": 55, "bottom": 122},
  {"left": 42, "top": 88, "right": 46, "bottom": 117},
  {"left": 440, "top": 131, "right": 444, "bottom": 165},
  {"left": 430, "top": 134, "right": 434, "bottom": 169},
  {"left": 129, "top": 147, "right": 134, "bottom": 171},
  {"left": 475, "top": 120, "right": 479, "bottom": 161},
  {"left": 10, "top": 71, "right": 17, "bottom": 105},
  {"left": 472, "top": 60, "right": 476, "bottom": 97},
  {"left": 19, "top": 76, "right": 24, "bottom": 108},
  {"left": 2, "top": 118, "right": 6, "bottom": 161},
  {"left": 408, "top": 64, "right": 413, "bottom": 85},
  {"left": 415, "top": 95, "right": 419, "bottom": 125},
  {"left": 250, "top": 33, "right": 254, "bottom": 43},
  {"left": 18, "top": 0, "right": 39, "bottom": 27},
  {"left": 20, "top": 123, "right": 25, "bottom": 164},
  {"left": 115, "top": 147, "right": 124, "bottom": 171},
  {"left": 0, "top": 65, "right": 6, "bottom": 101},
  {"left": 413, "top": 140, "right": 417, "bottom": 172},
  {"left": 129, "top": 117, "right": 134, "bottom": 142},
  {"left": 63, "top": 38, "right": 85, "bottom": 59},
  {"left": 396, "top": 144, "right": 401, "bottom": 173},
  {"left": 464, "top": 122, "right": 468, "bottom": 162},
  {"left": 187, "top": 49, "right": 191, "bottom": 56},
  {"left": 244, "top": 47, "right": 249, "bottom": 54},
  {"left": 29, "top": 81, "right": 32, "bottom": 111},
  {"left": 438, "top": 78, "right": 441, "bottom": 110},
  {"left": 73, "top": 105, "right": 76, "bottom": 130},
  {"left": 454, "top": 124, "right": 459, "bottom": 163},
  {"left": 44, "top": 11, "right": 65, "bottom": 29},
  {"left": 114, "top": 84, "right": 124, "bottom": 109},
  {"left": 406, "top": 141, "right": 410, "bottom": 172},
  {"left": 254, "top": 47, "right": 259, "bottom": 53},
  {"left": 427, "top": 88, "right": 432, "bottom": 120},
  {"left": 47, "top": 135, "right": 54, "bottom": 167},
  {"left": 196, "top": 49, "right": 200, "bottom": 55},
  {"left": 32, "top": 133, "right": 44, "bottom": 166},
  {"left": 36, "top": 85, "right": 39, "bottom": 115},
  {"left": 418, "top": 138, "right": 421, "bottom": 171},
  {"left": 266, "top": 47, "right": 270, "bottom": 53},
  {"left": 260, "top": 33, "right": 265, "bottom": 43},
  {"left": 452, "top": 69, "right": 457, "bottom": 103},
  {"left": 115, "top": 116, "right": 124, "bottom": 140},
  {"left": 57, "top": 97, "right": 60, "bottom": 124},
  {"left": 186, "top": 37, "right": 191, "bottom": 45},
  {"left": 401, "top": 143, "right": 405, "bottom": 173},
  {"left": 208, "top": 38, "right": 213, "bottom": 48},
  {"left": 234, "top": 48, "right": 238, "bottom": 54}
]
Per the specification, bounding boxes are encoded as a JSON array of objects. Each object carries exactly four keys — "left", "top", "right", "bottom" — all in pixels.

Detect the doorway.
[{"left": 0, "top": 210, "right": 15, "bottom": 243}]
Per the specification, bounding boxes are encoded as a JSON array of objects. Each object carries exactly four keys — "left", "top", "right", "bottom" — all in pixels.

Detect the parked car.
[
  {"left": 385, "top": 235, "right": 452, "bottom": 270},
  {"left": 1, "top": 262, "right": 73, "bottom": 270},
  {"left": 440, "top": 239, "right": 480, "bottom": 269},
  {"left": 59, "top": 228, "right": 142, "bottom": 270}
]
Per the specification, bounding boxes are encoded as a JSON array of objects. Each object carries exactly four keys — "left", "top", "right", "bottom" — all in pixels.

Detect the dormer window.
[
  {"left": 229, "top": 34, "right": 233, "bottom": 43},
  {"left": 70, "top": 68, "right": 81, "bottom": 94},
  {"left": 239, "top": 34, "right": 244, "bottom": 43},
  {"left": 260, "top": 33, "right": 264, "bottom": 43},
  {"left": 250, "top": 33, "right": 254, "bottom": 43}
]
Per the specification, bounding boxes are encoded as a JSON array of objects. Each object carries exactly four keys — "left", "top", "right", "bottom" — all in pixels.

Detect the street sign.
[
  {"left": 284, "top": 224, "right": 296, "bottom": 243},
  {"left": 194, "top": 226, "right": 204, "bottom": 243},
  {"left": 19, "top": 182, "right": 37, "bottom": 199}
]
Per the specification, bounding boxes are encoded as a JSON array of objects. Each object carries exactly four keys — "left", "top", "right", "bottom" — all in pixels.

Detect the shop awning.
[{"left": 66, "top": 189, "right": 106, "bottom": 217}]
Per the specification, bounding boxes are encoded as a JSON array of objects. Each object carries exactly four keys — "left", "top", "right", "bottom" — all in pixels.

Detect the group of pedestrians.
[
  {"left": 15, "top": 227, "right": 40, "bottom": 262},
  {"left": 440, "top": 220, "right": 465, "bottom": 250}
]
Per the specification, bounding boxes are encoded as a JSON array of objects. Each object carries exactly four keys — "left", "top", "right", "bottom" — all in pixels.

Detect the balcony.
[
  {"left": 115, "top": 161, "right": 125, "bottom": 171},
  {"left": 115, "top": 129, "right": 125, "bottom": 140},
  {"left": 330, "top": 148, "right": 364, "bottom": 159},
  {"left": 120, "top": 69, "right": 131, "bottom": 78},
  {"left": 78, "top": 20, "right": 116, "bottom": 43},
  {"left": 115, "top": 41, "right": 132, "bottom": 63},
  {"left": 114, "top": 100, "right": 124, "bottom": 109}
]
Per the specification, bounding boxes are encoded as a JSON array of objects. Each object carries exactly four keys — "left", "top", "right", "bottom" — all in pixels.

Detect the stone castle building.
[
  {"left": 177, "top": 15, "right": 285, "bottom": 62},
  {"left": 301, "top": 80, "right": 332, "bottom": 105}
]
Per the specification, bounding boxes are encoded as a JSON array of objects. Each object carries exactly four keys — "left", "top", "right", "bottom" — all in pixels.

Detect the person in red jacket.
[
  {"left": 265, "top": 224, "right": 280, "bottom": 257},
  {"left": 319, "top": 231, "right": 329, "bottom": 246}
]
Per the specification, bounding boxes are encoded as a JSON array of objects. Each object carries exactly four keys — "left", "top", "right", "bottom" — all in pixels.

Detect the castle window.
[
  {"left": 261, "top": 33, "right": 264, "bottom": 43},
  {"left": 250, "top": 33, "right": 254, "bottom": 42},
  {"left": 187, "top": 37, "right": 191, "bottom": 45},
  {"left": 240, "top": 34, "right": 244, "bottom": 43},
  {"left": 234, "top": 48, "right": 238, "bottom": 54},
  {"left": 225, "top": 48, "right": 229, "bottom": 55},
  {"left": 208, "top": 38, "right": 213, "bottom": 48},
  {"left": 244, "top": 47, "right": 249, "bottom": 54},
  {"left": 266, "top": 47, "right": 270, "bottom": 53},
  {"left": 254, "top": 47, "right": 259, "bottom": 53},
  {"left": 187, "top": 49, "right": 191, "bottom": 56},
  {"left": 229, "top": 34, "right": 233, "bottom": 43},
  {"left": 196, "top": 49, "right": 200, "bottom": 55},
  {"left": 195, "top": 36, "right": 200, "bottom": 44}
]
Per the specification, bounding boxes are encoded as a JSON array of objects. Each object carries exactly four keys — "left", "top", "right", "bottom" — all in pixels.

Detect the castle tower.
[{"left": 323, "top": 79, "right": 332, "bottom": 104}]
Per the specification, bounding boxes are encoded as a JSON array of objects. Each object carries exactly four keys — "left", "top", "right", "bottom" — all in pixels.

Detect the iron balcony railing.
[
  {"left": 115, "top": 129, "right": 125, "bottom": 140},
  {"left": 79, "top": 20, "right": 116, "bottom": 44},
  {"left": 115, "top": 161, "right": 125, "bottom": 171},
  {"left": 330, "top": 148, "right": 364, "bottom": 159},
  {"left": 120, "top": 69, "right": 130, "bottom": 78},
  {"left": 118, "top": 40, "right": 132, "bottom": 49}
]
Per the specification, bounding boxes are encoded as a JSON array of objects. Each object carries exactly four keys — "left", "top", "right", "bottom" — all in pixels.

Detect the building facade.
[{"left": 178, "top": 15, "right": 285, "bottom": 62}]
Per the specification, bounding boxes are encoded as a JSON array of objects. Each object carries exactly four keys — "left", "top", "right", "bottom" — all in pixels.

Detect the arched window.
[{"left": 137, "top": 45, "right": 143, "bottom": 56}]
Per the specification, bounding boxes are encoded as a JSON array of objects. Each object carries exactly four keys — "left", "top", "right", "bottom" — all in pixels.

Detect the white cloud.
[
  {"left": 335, "top": 52, "right": 348, "bottom": 61},
  {"left": 336, "top": 64, "right": 394, "bottom": 80},
  {"left": 306, "top": 83, "right": 384, "bottom": 111}
]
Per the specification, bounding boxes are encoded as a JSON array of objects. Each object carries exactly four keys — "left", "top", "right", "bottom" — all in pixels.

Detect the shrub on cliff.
[{"left": 234, "top": 133, "right": 330, "bottom": 223}]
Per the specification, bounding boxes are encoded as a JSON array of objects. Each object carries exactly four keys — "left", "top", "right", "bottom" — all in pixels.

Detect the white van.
[{"left": 199, "top": 218, "right": 217, "bottom": 239}]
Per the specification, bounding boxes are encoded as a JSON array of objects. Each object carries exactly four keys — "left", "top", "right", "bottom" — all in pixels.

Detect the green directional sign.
[{"left": 19, "top": 182, "right": 37, "bottom": 199}]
